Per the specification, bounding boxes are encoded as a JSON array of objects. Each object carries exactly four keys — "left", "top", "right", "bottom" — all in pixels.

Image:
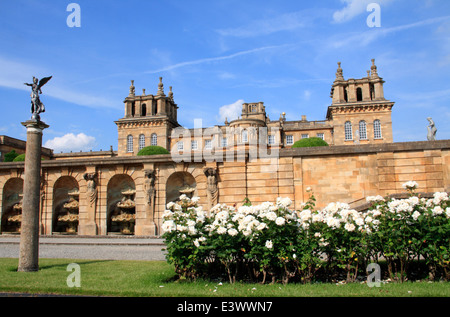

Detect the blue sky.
[{"left": 0, "top": 0, "right": 449, "bottom": 152}]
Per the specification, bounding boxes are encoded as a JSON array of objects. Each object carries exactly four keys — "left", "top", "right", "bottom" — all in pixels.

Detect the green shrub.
[
  {"left": 3, "top": 150, "right": 19, "bottom": 162},
  {"left": 13, "top": 154, "right": 26, "bottom": 162},
  {"left": 137, "top": 146, "right": 169, "bottom": 156},
  {"left": 292, "top": 137, "right": 329, "bottom": 148}
]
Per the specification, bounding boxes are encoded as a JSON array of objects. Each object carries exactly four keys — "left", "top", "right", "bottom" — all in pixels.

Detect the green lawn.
[{"left": 0, "top": 258, "right": 449, "bottom": 297}]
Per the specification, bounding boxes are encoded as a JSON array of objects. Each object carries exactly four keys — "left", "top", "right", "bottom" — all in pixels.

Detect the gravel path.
[{"left": 0, "top": 235, "right": 167, "bottom": 261}]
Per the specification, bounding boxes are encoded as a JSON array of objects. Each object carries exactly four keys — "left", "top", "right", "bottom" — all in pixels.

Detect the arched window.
[
  {"left": 141, "top": 104, "right": 147, "bottom": 116},
  {"left": 345, "top": 121, "right": 353, "bottom": 141},
  {"left": 242, "top": 129, "right": 248, "bottom": 143},
  {"left": 139, "top": 134, "right": 145, "bottom": 150},
  {"left": 127, "top": 135, "right": 133, "bottom": 153},
  {"left": 374, "top": 120, "right": 382, "bottom": 139},
  {"left": 359, "top": 121, "right": 367, "bottom": 140},
  {"left": 151, "top": 133, "right": 157, "bottom": 146},
  {"left": 356, "top": 87, "right": 363, "bottom": 101}
]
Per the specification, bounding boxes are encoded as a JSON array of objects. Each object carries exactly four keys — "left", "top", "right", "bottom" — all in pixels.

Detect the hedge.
[
  {"left": 137, "top": 146, "right": 169, "bottom": 156},
  {"left": 292, "top": 137, "right": 329, "bottom": 148}
]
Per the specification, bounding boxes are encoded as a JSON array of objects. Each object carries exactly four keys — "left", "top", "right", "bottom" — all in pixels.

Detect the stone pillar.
[{"left": 18, "top": 119, "right": 49, "bottom": 272}]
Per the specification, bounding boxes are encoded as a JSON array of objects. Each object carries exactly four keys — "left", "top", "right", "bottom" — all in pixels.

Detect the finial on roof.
[
  {"left": 157, "top": 77, "right": 165, "bottom": 96},
  {"left": 371, "top": 59, "right": 379, "bottom": 78},
  {"left": 335, "top": 62, "right": 344, "bottom": 80},
  {"left": 129, "top": 80, "right": 135, "bottom": 97},
  {"left": 168, "top": 86, "right": 174, "bottom": 101}
]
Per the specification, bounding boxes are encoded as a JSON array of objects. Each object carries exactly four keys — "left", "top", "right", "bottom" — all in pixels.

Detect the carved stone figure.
[
  {"left": 427, "top": 117, "right": 437, "bottom": 141},
  {"left": 24, "top": 76, "right": 52, "bottom": 120},
  {"left": 204, "top": 168, "right": 218, "bottom": 208},
  {"left": 144, "top": 170, "right": 156, "bottom": 207},
  {"left": 83, "top": 173, "right": 98, "bottom": 207}
]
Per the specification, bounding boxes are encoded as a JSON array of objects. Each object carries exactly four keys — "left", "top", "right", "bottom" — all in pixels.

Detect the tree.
[{"left": 3, "top": 150, "right": 19, "bottom": 162}]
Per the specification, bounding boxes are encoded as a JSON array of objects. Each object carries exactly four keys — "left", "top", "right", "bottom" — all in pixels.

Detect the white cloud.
[
  {"left": 217, "top": 11, "right": 309, "bottom": 38},
  {"left": 44, "top": 133, "right": 97, "bottom": 153},
  {"left": 217, "top": 99, "right": 244, "bottom": 124},
  {"left": 144, "top": 46, "right": 287, "bottom": 74}
]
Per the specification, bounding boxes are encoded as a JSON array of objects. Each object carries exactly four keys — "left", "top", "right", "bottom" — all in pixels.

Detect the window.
[
  {"left": 177, "top": 141, "right": 184, "bottom": 151},
  {"left": 301, "top": 134, "right": 309, "bottom": 139},
  {"left": 139, "top": 134, "right": 145, "bottom": 150},
  {"left": 286, "top": 135, "right": 293, "bottom": 145},
  {"left": 345, "top": 121, "right": 353, "bottom": 141},
  {"left": 221, "top": 137, "right": 228, "bottom": 147},
  {"left": 191, "top": 140, "right": 198, "bottom": 150},
  {"left": 151, "top": 133, "right": 157, "bottom": 146},
  {"left": 204, "top": 139, "right": 212, "bottom": 150},
  {"left": 268, "top": 135, "right": 275, "bottom": 145},
  {"left": 242, "top": 130, "right": 248, "bottom": 143},
  {"left": 141, "top": 104, "right": 147, "bottom": 116},
  {"left": 356, "top": 87, "right": 363, "bottom": 101},
  {"left": 374, "top": 119, "right": 382, "bottom": 139},
  {"left": 316, "top": 133, "right": 324, "bottom": 140},
  {"left": 127, "top": 135, "right": 133, "bottom": 153},
  {"left": 359, "top": 121, "right": 367, "bottom": 140}
]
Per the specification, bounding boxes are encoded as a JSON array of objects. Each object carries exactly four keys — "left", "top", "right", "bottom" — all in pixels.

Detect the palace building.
[{"left": 1, "top": 60, "right": 449, "bottom": 236}]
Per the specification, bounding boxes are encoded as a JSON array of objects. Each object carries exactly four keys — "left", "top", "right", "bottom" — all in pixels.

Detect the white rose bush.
[{"left": 162, "top": 182, "right": 449, "bottom": 284}]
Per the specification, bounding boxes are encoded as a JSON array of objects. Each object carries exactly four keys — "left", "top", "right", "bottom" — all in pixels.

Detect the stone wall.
[{"left": 0, "top": 140, "right": 449, "bottom": 236}]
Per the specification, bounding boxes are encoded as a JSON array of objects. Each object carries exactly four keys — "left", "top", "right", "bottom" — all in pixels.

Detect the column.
[{"left": 18, "top": 119, "right": 49, "bottom": 272}]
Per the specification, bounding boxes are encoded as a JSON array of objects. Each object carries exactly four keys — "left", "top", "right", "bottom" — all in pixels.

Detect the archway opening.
[
  {"left": 107, "top": 174, "right": 136, "bottom": 235},
  {"left": 1, "top": 178, "right": 24, "bottom": 234},
  {"left": 166, "top": 171, "right": 197, "bottom": 204},
  {"left": 52, "top": 176, "right": 80, "bottom": 234}
]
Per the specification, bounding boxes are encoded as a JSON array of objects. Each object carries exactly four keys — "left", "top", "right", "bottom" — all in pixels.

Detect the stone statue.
[
  {"left": 83, "top": 173, "right": 98, "bottom": 207},
  {"left": 144, "top": 170, "right": 156, "bottom": 207},
  {"left": 24, "top": 76, "right": 52, "bottom": 120},
  {"left": 204, "top": 168, "right": 218, "bottom": 208},
  {"left": 427, "top": 117, "right": 437, "bottom": 141}
]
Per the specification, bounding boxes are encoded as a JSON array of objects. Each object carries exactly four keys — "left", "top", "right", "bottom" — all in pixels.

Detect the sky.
[{"left": 0, "top": 0, "right": 449, "bottom": 153}]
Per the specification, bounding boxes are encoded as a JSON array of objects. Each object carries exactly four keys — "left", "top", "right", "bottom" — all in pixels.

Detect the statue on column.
[
  {"left": 427, "top": 117, "right": 437, "bottom": 141},
  {"left": 24, "top": 76, "right": 52, "bottom": 121},
  {"left": 204, "top": 168, "right": 218, "bottom": 209}
]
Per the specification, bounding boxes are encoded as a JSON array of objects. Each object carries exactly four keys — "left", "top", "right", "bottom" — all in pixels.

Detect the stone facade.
[{"left": 0, "top": 60, "right": 448, "bottom": 237}]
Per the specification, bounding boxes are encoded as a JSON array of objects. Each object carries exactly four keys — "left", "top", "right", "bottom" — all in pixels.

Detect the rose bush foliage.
[{"left": 162, "top": 183, "right": 449, "bottom": 284}]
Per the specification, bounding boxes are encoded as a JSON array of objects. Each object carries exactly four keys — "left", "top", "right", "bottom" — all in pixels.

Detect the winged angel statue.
[{"left": 24, "top": 76, "right": 52, "bottom": 120}]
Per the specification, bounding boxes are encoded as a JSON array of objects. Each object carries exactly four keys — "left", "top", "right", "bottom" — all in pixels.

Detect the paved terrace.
[{"left": 0, "top": 235, "right": 166, "bottom": 261}]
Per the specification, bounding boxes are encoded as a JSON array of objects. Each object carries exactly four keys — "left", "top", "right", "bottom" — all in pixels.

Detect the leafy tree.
[{"left": 3, "top": 150, "right": 19, "bottom": 162}]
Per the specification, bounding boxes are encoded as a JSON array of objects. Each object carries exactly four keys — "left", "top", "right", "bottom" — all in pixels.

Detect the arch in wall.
[
  {"left": 106, "top": 174, "right": 136, "bottom": 235},
  {"left": 52, "top": 176, "right": 80, "bottom": 234},
  {"left": 1, "top": 178, "right": 24, "bottom": 233},
  {"left": 166, "top": 171, "right": 197, "bottom": 204}
]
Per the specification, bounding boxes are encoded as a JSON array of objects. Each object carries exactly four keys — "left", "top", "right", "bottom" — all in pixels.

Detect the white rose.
[
  {"left": 265, "top": 240, "right": 273, "bottom": 249},
  {"left": 275, "top": 217, "right": 286, "bottom": 226}
]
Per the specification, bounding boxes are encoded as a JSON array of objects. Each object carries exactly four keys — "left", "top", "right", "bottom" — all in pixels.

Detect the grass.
[{"left": 0, "top": 258, "right": 449, "bottom": 297}]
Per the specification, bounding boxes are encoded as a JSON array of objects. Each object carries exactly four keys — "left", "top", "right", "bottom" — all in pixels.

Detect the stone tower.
[
  {"left": 115, "top": 78, "right": 180, "bottom": 156},
  {"left": 327, "top": 59, "right": 395, "bottom": 145}
]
